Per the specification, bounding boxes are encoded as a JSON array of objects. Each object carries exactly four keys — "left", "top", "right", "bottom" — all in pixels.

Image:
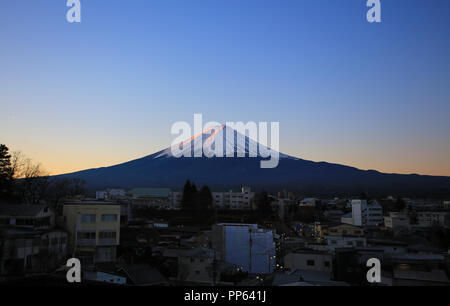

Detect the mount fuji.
[{"left": 56, "top": 125, "right": 450, "bottom": 197}]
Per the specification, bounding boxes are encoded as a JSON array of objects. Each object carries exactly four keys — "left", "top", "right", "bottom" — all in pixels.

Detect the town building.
[
  {"left": 416, "top": 211, "right": 449, "bottom": 227},
  {"left": 0, "top": 227, "right": 67, "bottom": 276},
  {"left": 299, "top": 198, "right": 321, "bottom": 208},
  {"left": 169, "top": 247, "right": 216, "bottom": 284},
  {"left": 323, "top": 210, "right": 345, "bottom": 223},
  {"left": 63, "top": 200, "right": 121, "bottom": 265},
  {"left": 341, "top": 200, "right": 383, "bottom": 227},
  {"left": 128, "top": 188, "right": 174, "bottom": 209},
  {"left": 0, "top": 204, "right": 55, "bottom": 230},
  {"left": 384, "top": 212, "right": 411, "bottom": 235},
  {"left": 283, "top": 249, "right": 333, "bottom": 275},
  {"left": 325, "top": 236, "right": 367, "bottom": 251},
  {"left": 95, "top": 189, "right": 126, "bottom": 200},
  {"left": 319, "top": 223, "right": 365, "bottom": 239},
  {"left": 212, "top": 223, "right": 276, "bottom": 274},
  {"left": 212, "top": 187, "right": 254, "bottom": 210}
]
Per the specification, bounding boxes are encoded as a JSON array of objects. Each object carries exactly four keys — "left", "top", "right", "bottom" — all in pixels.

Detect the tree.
[
  {"left": 181, "top": 180, "right": 214, "bottom": 211},
  {"left": 46, "top": 178, "right": 86, "bottom": 210},
  {"left": 254, "top": 191, "right": 272, "bottom": 218},
  {"left": 181, "top": 180, "right": 194, "bottom": 210},
  {"left": 197, "top": 185, "right": 213, "bottom": 211},
  {"left": 0, "top": 144, "right": 13, "bottom": 199},
  {"left": 360, "top": 192, "right": 368, "bottom": 200},
  {"left": 394, "top": 197, "right": 406, "bottom": 211},
  {"left": 10, "top": 151, "right": 50, "bottom": 204}
]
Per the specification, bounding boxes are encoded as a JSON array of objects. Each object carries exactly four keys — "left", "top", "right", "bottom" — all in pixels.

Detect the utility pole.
[{"left": 249, "top": 228, "right": 252, "bottom": 274}]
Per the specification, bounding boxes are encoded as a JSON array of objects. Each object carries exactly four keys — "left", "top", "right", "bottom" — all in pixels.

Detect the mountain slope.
[{"left": 56, "top": 125, "right": 450, "bottom": 197}]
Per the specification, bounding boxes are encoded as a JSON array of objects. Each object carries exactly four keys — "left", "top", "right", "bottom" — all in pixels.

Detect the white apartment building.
[
  {"left": 342, "top": 199, "right": 383, "bottom": 227},
  {"left": 168, "top": 186, "right": 254, "bottom": 210},
  {"left": 212, "top": 187, "right": 254, "bottom": 210}
]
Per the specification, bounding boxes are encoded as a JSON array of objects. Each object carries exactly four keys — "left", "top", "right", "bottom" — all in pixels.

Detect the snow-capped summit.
[
  {"left": 55, "top": 125, "right": 450, "bottom": 196},
  {"left": 155, "top": 124, "right": 296, "bottom": 164}
]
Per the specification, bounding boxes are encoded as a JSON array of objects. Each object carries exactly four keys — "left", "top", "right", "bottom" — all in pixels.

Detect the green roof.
[{"left": 128, "top": 188, "right": 171, "bottom": 198}]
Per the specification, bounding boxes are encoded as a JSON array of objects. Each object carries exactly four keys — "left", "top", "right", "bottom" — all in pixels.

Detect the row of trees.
[
  {"left": 0, "top": 144, "right": 85, "bottom": 207},
  {"left": 181, "top": 180, "right": 214, "bottom": 211},
  {"left": 180, "top": 179, "right": 275, "bottom": 219}
]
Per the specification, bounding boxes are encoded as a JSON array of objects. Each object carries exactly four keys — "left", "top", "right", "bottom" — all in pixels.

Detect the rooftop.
[
  {"left": 0, "top": 204, "right": 48, "bottom": 217},
  {"left": 64, "top": 201, "right": 119, "bottom": 206}
]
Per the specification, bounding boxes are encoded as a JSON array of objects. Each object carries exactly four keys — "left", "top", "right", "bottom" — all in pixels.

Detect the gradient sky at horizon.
[{"left": 1, "top": 0, "right": 450, "bottom": 176}]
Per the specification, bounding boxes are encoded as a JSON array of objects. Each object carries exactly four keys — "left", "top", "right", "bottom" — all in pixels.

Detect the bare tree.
[
  {"left": 7, "top": 150, "right": 85, "bottom": 206},
  {"left": 12, "top": 151, "right": 50, "bottom": 204}
]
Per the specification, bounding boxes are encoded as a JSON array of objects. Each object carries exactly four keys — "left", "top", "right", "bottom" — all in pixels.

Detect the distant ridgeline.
[{"left": 54, "top": 127, "right": 450, "bottom": 198}]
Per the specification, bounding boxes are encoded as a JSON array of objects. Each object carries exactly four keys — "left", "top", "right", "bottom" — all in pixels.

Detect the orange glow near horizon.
[{"left": 8, "top": 142, "right": 449, "bottom": 178}]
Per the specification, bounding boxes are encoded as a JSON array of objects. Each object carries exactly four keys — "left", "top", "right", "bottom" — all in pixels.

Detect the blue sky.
[{"left": 1, "top": 0, "right": 449, "bottom": 175}]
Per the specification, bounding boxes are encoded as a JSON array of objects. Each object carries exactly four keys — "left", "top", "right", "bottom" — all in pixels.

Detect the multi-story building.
[
  {"left": 0, "top": 227, "right": 68, "bottom": 276},
  {"left": 0, "top": 204, "right": 55, "bottom": 230},
  {"left": 0, "top": 204, "right": 67, "bottom": 276},
  {"left": 416, "top": 211, "right": 449, "bottom": 227},
  {"left": 342, "top": 200, "right": 383, "bottom": 227},
  {"left": 63, "top": 201, "right": 121, "bottom": 264},
  {"left": 128, "top": 188, "right": 180, "bottom": 209},
  {"left": 212, "top": 223, "right": 276, "bottom": 274},
  {"left": 96, "top": 189, "right": 126, "bottom": 200},
  {"left": 384, "top": 212, "right": 410, "bottom": 233},
  {"left": 118, "top": 186, "right": 254, "bottom": 210},
  {"left": 212, "top": 187, "right": 254, "bottom": 210}
]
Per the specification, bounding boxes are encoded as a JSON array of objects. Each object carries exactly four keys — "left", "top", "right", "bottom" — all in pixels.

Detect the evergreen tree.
[
  {"left": 181, "top": 180, "right": 193, "bottom": 210},
  {"left": 254, "top": 191, "right": 272, "bottom": 218},
  {"left": 0, "top": 144, "right": 13, "bottom": 200},
  {"left": 198, "top": 185, "right": 213, "bottom": 210}
]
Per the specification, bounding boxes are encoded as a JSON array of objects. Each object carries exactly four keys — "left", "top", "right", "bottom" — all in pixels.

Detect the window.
[
  {"left": 347, "top": 241, "right": 353, "bottom": 246},
  {"left": 101, "top": 214, "right": 118, "bottom": 222},
  {"left": 16, "top": 219, "right": 34, "bottom": 226},
  {"left": 99, "top": 231, "right": 116, "bottom": 239},
  {"left": 307, "top": 260, "right": 315, "bottom": 266},
  {"left": 80, "top": 214, "right": 96, "bottom": 223},
  {"left": 78, "top": 231, "right": 96, "bottom": 239},
  {"left": 190, "top": 258, "right": 195, "bottom": 263},
  {"left": 324, "top": 261, "right": 330, "bottom": 267}
]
